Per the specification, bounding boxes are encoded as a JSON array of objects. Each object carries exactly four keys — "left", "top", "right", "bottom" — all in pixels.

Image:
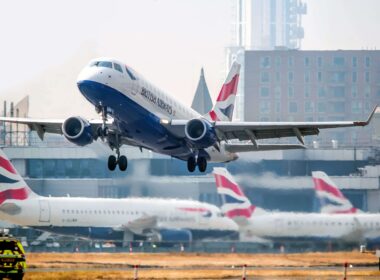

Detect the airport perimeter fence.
[{"left": 24, "top": 240, "right": 360, "bottom": 254}]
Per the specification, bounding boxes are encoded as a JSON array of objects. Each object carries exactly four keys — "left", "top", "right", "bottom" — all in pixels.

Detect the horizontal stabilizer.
[
  {"left": 0, "top": 203, "right": 21, "bottom": 215},
  {"left": 224, "top": 143, "right": 306, "bottom": 153}
]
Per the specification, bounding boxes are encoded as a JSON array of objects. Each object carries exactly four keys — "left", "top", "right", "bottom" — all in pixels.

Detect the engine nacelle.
[
  {"left": 150, "top": 229, "right": 192, "bottom": 242},
  {"left": 184, "top": 118, "right": 217, "bottom": 149},
  {"left": 62, "top": 116, "right": 94, "bottom": 146}
]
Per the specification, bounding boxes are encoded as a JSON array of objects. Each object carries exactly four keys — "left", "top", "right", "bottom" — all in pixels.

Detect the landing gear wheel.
[
  {"left": 118, "top": 155, "right": 128, "bottom": 171},
  {"left": 187, "top": 157, "right": 196, "bottom": 172},
  {"left": 197, "top": 157, "right": 207, "bottom": 173},
  {"left": 108, "top": 155, "right": 117, "bottom": 171}
]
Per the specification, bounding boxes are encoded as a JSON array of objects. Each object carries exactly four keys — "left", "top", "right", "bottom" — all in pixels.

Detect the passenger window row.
[{"left": 62, "top": 209, "right": 139, "bottom": 215}]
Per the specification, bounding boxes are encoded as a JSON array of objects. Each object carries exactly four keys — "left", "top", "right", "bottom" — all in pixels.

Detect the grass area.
[{"left": 20, "top": 251, "right": 380, "bottom": 279}]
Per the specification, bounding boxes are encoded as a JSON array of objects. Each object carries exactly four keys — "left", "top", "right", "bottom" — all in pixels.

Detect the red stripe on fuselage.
[
  {"left": 313, "top": 178, "right": 344, "bottom": 199},
  {"left": 330, "top": 208, "right": 358, "bottom": 214},
  {"left": 216, "top": 74, "right": 239, "bottom": 102},
  {"left": 178, "top": 207, "right": 209, "bottom": 213},
  {"left": 214, "top": 174, "right": 245, "bottom": 197},
  {"left": 226, "top": 205, "right": 256, "bottom": 218},
  {"left": 0, "top": 157, "right": 16, "bottom": 174},
  {"left": 0, "top": 187, "right": 29, "bottom": 204}
]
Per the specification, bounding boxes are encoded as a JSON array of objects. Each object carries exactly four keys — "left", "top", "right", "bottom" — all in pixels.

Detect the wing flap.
[{"left": 224, "top": 143, "right": 306, "bottom": 153}]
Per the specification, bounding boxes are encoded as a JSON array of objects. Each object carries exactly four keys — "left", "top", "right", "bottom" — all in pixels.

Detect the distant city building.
[
  {"left": 244, "top": 49, "right": 380, "bottom": 146},
  {"left": 191, "top": 68, "right": 213, "bottom": 115},
  {"left": 227, "top": 0, "right": 307, "bottom": 120}
]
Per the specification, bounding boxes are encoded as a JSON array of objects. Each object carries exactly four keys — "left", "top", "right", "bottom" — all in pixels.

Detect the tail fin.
[
  {"left": 213, "top": 168, "right": 258, "bottom": 223},
  {"left": 205, "top": 62, "right": 240, "bottom": 121},
  {"left": 312, "top": 171, "right": 360, "bottom": 214},
  {"left": 0, "top": 149, "right": 37, "bottom": 204}
]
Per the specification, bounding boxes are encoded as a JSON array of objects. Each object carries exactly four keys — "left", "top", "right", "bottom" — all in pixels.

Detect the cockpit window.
[
  {"left": 91, "top": 61, "right": 113, "bottom": 69},
  {"left": 125, "top": 66, "right": 137, "bottom": 80},
  {"left": 97, "top": 61, "right": 113, "bottom": 68},
  {"left": 113, "top": 63, "right": 123, "bottom": 73}
]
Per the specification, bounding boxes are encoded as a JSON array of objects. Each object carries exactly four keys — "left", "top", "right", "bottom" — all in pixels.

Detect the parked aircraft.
[
  {"left": 312, "top": 171, "right": 361, "bottom": 214},
  {"left": 0, "top": 58, "right": 375, "bottom": 172},
  {"left": 0, "top": 149, "right": 238, "bottom": 243},
  {"left": 213, "top": 168, "right": 380, "bottom": 244}
]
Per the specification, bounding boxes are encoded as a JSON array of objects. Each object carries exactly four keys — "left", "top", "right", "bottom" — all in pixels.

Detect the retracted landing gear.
[{"left": 187, "top": 156, "right": 207, "bottom": 173}]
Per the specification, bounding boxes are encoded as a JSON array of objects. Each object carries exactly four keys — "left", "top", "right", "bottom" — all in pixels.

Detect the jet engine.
[
  {"left": 184, "top": 118, "right": 217, "bottom": 149},
  {"left": 62, "top": 116, "right": 94, "bottom": 146}
]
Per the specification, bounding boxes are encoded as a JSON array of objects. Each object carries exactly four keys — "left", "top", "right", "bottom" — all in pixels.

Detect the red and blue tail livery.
[
  {"left": 312, "top": 171, "right": 359, "bottom": 214},
  {"left": 0, "top": 150, "right": 35, "bottom": 205},
  {"left": 206, "top": 62, "right": 240, "bottom": 122},
  {"left": 213, "top": 167, "right": 255, "bottom": 219}
]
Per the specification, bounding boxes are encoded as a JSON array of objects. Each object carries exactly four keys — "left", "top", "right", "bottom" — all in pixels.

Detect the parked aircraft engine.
[
  {"left": 150, "top": 229, "right": 193, "bottom": 242},
  {"left": 185, "top": 118, "right": 217, "bottom": 149},
  {"left": 62, "top": 116, "right": 94, "bottom": 146}
]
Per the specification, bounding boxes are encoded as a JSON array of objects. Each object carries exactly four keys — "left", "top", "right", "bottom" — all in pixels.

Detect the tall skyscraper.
[{"left": 227, "top": 0, "right": 307, "bottom": 120}]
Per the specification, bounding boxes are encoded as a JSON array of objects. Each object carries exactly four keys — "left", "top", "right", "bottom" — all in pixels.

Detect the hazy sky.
[{"left": 1, "top": 0, "right": 380, "bottom": 117}]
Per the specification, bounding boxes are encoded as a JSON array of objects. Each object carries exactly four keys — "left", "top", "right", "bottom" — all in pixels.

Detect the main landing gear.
[
  {"left": 187, "top": 156, "right": 207, "bottom": 173},
  {"left": 108, "top": 154, "right": 128, "bottom": 171},
  {"left": 96, "top": 103, "right": 128, "bottom": 172}
]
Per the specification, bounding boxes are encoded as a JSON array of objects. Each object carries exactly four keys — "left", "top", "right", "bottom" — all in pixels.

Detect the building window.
[
  {"left": 304, "top": 86, "right": 310, "bottom": 97},
  {"left": 288, "top": 86, "right": 294, "bottom": 98},
  {"left": 305, "top": 101, "right": 314, "bottom": 113},
  {"left": 352, "top": 72, "right": 357, "bottom": 83},
  {"left": 365, "top": 56, "right": 370, "bottom": 67},
  {"left": 288, "top": 102, "right": 297, "bottom": 113},
  {"left": 333, "top": 56, "right": 345, "bottom": 67},
  {"left": 352, "top": 57, "right": 357, "bottom": 67},
  {"left": 318, "top": 87, "right": 326, "bottom": 98},
  {"left": 365, "top": 72, "right": 370, "bottom": 83},
  {"left": 260, "top": 72, "right": 270, "bottom": 83},
  {"left": 304, "top": 71, "right": 310, "bottom": 83},
  {"left": 318, "top": 102, "right": 326, "bottom": 113},
  {"left": 331, "top": 86, "right": 345, "bottom": 98},
  {"left": 275, "top": 72, "right": 281, "bottom": 82},
  {"left": 275, "top": 101, "right": 281, "bottom": 113},
  {"left": 331, "top": 72, "right": 345, "bottom": 83},
  {"left": 365, "top": 86, "right": 371, "bottom": 98},
  {"left": 288, "top": 56, "right": 294, "bottom": 67},
  {"left": 288, "top": 71, "right": 294, "bottom": 83},
  {"left": 259, "top": 101, "right": 270, "bottom": 113},
  {"left": 317, "top": 57, "right": 323, "bottom": 68},
  {"left": 260, "top": 57, "right": 271, "bottom": 68},
  {"left": 260, "top": 87, "right": 270, "bottom": 97},
  {"left": 332, "top": 102, "right": 345, "bottom": 113},
  {"left": 275, "top": 56, "right": 281, "bottom": 67},
  {"left": 351, "top": 86, "right": 358, "bottom": 98},
  {"left": 351, "top": 102, "right": 362, "bottom": 114},
  {"left": 304, "top": 57, "right": 310, "bottom": 67},
  {"left": 274, "top": 86, "right": 281, "bottom": 98},
  {"left": 317, "top": 72, "right": 322, "bottom": 82}
]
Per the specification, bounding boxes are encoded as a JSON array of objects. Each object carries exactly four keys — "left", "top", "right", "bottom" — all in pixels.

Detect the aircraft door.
[{"left": 39, "top": 200, "right": 51, "bottom": 223}]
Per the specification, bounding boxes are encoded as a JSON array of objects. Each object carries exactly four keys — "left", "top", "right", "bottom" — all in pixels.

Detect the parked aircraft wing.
[
  {"left": 0, "top": 117, "right": 111, "bottom": 140},
  {"left": 122, "top": 215, "right": 157, "bottom": 235},
  {"left": 165, "top": 105, "right": 377, "bottom": 146}
]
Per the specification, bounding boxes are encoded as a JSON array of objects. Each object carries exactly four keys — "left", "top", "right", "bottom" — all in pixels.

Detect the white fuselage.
[
  {"left": 239, "top": 212, "right": 380, "bottom": 243},
  {"left": 77, "top": 58, "right": 237, "bottom": 163},
  {"left": 0, "top": 195, "right": 237, "bottom": 240}
]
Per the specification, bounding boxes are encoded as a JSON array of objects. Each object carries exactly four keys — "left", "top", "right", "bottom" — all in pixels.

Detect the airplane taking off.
[
  {"left": 0, "top": 58, "right": 376, "bottom": 172},
  {"left": 213, "top": 168, "right": 380, "bottom": 244},
  {"left": 0, "top": 149, "right": 238, "bottom": 243},
  {"left": 312, "top": 171, "right": 361, "bottom": 214}
]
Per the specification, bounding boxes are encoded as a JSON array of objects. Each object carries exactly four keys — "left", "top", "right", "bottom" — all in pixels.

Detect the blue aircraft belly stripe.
[{"left": 77, "top": 80, "right": 210, "bottom": 161}]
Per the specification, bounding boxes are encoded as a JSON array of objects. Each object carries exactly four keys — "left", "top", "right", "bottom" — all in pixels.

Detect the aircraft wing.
[
  {"left": 164, "top": 106, "right": 376, "bottom": 146},
  {"left": 121, "top": 215, "right": 158, "bottom": 235},
  {"left": 0, "top": 117, "right": 108, "bottom": 140}
]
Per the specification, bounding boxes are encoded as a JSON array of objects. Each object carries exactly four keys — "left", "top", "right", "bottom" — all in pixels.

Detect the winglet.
[{"left": 354, "top": 105, "right": 378, "bottom": 126}]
